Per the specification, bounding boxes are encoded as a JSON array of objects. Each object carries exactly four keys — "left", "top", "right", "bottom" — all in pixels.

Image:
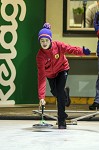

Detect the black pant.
[{"left": 47, "top": 70, "right": 68, "bottom": 122}]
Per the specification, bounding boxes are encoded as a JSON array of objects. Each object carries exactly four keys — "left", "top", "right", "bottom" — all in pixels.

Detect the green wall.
[{"left": 0, "top": 0, "right": 46, "bottom": 104}]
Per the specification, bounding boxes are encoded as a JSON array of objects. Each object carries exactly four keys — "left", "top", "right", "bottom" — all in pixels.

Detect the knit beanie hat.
[{"left": 38, "top": 23, "right": 52, "bottom": 41}]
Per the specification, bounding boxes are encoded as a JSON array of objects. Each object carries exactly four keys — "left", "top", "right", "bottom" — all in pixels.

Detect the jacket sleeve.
[
  {"left": 36, "top": 54, "right": 46, "bottom": 100},
  {"left": 94, "top": 11, "right": 99, "bottom": 38},
  {"left": 57, "top": 41, "right": 84, "bottom": 56},
  {"left": 85, "top": 8, "right": 93, "bottom": 28}
]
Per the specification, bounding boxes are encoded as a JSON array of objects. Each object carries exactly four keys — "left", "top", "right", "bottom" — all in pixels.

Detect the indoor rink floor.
[{"left": 0, "top": 120, "right": 99, "bottom": 150}]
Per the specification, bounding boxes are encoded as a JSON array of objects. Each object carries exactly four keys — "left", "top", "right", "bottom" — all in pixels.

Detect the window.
[{"left": 63, "top": 0, "right": 97, "bottom": 37}]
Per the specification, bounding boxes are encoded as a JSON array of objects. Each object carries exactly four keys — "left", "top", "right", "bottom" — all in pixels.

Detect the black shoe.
[
  {"left": 89, "top": 102, "right": 99, "bottom": 110},
  {"left": 58, "top": 120, "right": 66, "bottom": 129},
  {"left": 65, "top": 87, "right": 71, "bottom": 107}
]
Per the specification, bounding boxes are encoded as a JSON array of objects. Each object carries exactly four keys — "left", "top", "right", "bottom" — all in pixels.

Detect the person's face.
[{"left": 40, "top": 38, "right": 51, "bottom": 50}]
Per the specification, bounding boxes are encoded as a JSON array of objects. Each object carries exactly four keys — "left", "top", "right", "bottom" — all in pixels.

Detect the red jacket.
[{"left": 36, "top": 41, "right": 84, "bottom": 99}]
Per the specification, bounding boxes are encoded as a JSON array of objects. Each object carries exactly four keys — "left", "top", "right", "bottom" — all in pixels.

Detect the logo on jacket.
[{"left": 55, "top": 54, "right": 59, "bottom": 59}]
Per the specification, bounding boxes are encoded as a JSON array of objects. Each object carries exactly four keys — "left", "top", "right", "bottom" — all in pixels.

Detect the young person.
[{"left": 36, "top": 23, "right": 90, "bottom": 129}]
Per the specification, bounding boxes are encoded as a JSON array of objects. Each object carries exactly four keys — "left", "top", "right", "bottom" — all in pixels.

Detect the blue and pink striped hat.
[{"left": 38, "top": 23, "right": 52, "bottom": 41}]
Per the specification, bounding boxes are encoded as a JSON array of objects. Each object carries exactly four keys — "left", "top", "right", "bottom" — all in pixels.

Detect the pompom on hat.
[{"left": 38, "top": 23, "right": 52, "bottom": 41}]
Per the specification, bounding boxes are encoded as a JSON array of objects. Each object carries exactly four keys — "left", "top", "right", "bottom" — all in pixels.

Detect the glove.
[
  {"left": 94, "top": 11, "right": 99, "bottom": 37},
  {"left": 97, "top": 40, "right": 99, "bottom": 56},
  {"left": 39, "top": 99, "right": 46, "bottom": 107},
  {"left": 83, "top": 46, "right": 91, "bottom": 55}
]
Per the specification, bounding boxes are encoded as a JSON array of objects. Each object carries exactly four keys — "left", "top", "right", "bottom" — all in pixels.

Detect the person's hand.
[
  {"left": 39, "top": 99, "right": 46, "bottom": 107},
  {"left": 94, "top": 11, "right": 99, "bottom": 37},
  {"left": 83, "top": 46, "right": 91, "bottom": 55}
]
